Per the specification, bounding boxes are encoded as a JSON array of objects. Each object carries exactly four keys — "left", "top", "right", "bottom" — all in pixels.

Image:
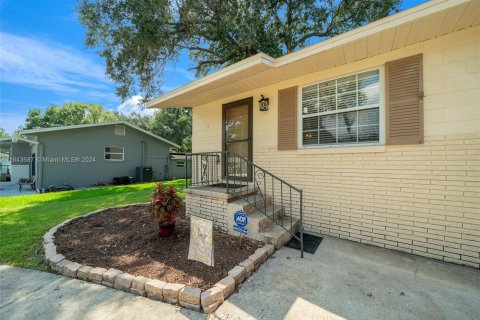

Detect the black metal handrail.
[{"left": 182, "top": 151, "right": 304, "bottom": 258}]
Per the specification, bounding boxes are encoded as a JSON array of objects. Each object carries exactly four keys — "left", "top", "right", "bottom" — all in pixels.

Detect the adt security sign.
[{"left": 233, "top": 210, "right": 248, "bottom": 235}]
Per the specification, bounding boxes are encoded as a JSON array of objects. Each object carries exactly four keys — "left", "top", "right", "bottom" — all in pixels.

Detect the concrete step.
[
  {"left": 224, "top": 183, "right": 260, "bottom": 201},
  {"left": 261, "top": 216, "right": 300, "bottom": 249},
  {"left": 243, "top": 195, "right": 273, "bottom": 215},
  {"left": 247, "top": 205, "right": 284, "bottom": 234},
  {"left": 228, "top": 194, "right": 273, "bottom": 215}
]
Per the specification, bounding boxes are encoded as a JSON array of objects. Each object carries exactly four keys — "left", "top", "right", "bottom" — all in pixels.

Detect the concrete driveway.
[
  {"left": 1, "top": 237, "right": 479, "bottom": 320},
  {"left": 216, "top": 237, "right": 480, "bottom": 320},
  {"left": 0, "top": 182, "right": 36, "bottom": 197}
]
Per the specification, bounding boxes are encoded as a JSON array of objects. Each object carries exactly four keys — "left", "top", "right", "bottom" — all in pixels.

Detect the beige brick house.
[{"left": 148, "top": 0, "right": 480, "bottom": 268}]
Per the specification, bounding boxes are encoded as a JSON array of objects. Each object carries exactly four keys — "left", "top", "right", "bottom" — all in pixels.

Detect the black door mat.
[{"left": 285, "top": 232, "right": 323, "bottom": 254}]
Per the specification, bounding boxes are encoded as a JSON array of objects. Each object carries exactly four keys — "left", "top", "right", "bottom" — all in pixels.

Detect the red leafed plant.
[{"left": 149, "top": 183, "right": 183, "bottom": 225}]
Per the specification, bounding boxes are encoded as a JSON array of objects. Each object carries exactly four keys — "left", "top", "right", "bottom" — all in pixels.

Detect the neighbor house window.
[
  {"left": 104, "top": 146, "right": 124, "bottom": 161},
  {"left": 176, "top": 161, "right": 185, "bottom": 168},
  {"left": 114, "top": 125, "right": 125, "bottom": 136},
  {"left": 301, "top": 69, "right": 381, "bottom": 146}
]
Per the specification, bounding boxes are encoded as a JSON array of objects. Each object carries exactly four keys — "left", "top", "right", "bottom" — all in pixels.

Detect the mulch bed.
[{"left": 54, "top": 204, "right": 262, "bottom": 290}]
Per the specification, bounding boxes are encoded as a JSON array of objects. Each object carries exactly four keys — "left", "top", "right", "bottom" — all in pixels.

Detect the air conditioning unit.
[{"left": 136, "top": 166, "right": 153, "bottom": 182}]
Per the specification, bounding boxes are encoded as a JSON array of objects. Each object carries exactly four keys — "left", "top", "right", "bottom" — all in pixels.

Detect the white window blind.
[{"left": 301, "top": 69, "right": 381, "bottom": 146}]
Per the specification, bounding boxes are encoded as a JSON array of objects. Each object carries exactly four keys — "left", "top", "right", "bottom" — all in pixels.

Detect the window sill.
[{"left": 297, "top": 144, "right": 385, "bottom": 155}]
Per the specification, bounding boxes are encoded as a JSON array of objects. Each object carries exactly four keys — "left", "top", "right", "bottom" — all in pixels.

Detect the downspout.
[
  {"left": 38, "top": 141, "right": 44, "bottom": 191},
  {"left": 141, "top": 141, "right": 146, "bottom": 167}
]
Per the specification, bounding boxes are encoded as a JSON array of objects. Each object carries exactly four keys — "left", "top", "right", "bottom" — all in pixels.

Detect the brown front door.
[{"left": 222, "top": 97, "right": 253, "bottom": 181}]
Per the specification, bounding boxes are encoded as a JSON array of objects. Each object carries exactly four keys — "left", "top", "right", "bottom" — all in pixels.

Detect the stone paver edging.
[{"left": 43, "top": 206, "right": 275, "bottom": 314}]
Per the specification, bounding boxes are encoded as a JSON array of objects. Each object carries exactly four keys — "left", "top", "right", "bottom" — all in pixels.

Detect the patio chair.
[{"left": 18, "top": 175, "right": 36, "bottom": 192}]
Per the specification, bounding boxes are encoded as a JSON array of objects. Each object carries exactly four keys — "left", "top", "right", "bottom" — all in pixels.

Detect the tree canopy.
[
  {"left": 23, "top": 102, "right": 192, "bottom": 151},
  {"left": 0, "top": 128, "right": 11, "bottom": 155},
  {"left": 152, "top": 108, "right": 192, "bottom": 152},
  {"left": 78, "top": 0, "right": 401, "bottom": 100},
  {"left": 24, "top": 103, "right": 118, "bottom": 129},
  {"left": 114, "top": 108, "right": 192, "bottom": 150},
  {"left": 0, "top": 128, "right": 9, "bottom": 139}
]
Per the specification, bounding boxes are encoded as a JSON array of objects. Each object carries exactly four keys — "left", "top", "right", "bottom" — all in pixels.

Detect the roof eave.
[
  {"left": 17, "top": 121, "right": 180, "bottom": 148},
  {"left": 146, "top": 0, "right": 477, "bottom": 109},
  {"left": 146, "top": 53, "right": 276, "bottom": 108}
]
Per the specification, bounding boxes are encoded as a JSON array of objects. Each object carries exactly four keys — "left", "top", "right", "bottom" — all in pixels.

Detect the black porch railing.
[{"left": 182, "top": 151, "right": 304, "bottom": 258}]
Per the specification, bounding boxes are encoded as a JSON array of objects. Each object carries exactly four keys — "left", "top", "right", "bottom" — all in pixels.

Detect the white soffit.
[{"left": 147, "top": 0, "right": 480, "bottom": 109}]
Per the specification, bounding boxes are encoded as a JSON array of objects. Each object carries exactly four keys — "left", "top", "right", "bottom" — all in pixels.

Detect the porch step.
[
  {"left": 231, "top": 194, "right": 273, "bottom": 214},
  {"left": 229, "top": 190, "right": 259, "bottom": 201},
  {"left": 247, "top": 205, "right": 284, "bottom": 234},
  {"left": 225, "top": 191, "right": 300, "bottom": 249},
  {"left": 261, "top": 216, "right": 300, "bottom": 249}
]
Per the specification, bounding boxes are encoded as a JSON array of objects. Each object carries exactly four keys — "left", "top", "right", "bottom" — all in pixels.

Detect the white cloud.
[
  {"left": 0, "top": 32, "right": 111, "bottom": 93},
  {"left": 82, "top": 90, "right": 119, "bottom": 104},
  {"left": 116, "top": 95, "right": 154, "bottom": 116}
]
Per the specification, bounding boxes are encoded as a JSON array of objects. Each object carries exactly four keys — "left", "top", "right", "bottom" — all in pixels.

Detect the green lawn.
[{"left": 0, "top": 179, "right": 187, "bottom": 271}]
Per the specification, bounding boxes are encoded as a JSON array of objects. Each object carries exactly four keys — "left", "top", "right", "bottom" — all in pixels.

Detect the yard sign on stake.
[
  {"left": 188, "top": 216, "right": 214, "bottom": 267},
  {"left": 233, "top": 210, "right": 248, "bottom": 245}
]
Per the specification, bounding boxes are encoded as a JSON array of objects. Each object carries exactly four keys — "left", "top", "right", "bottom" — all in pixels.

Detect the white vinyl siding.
[
  {"left": 301, "top": 69, "right": 382, "bottom": 147},
  {"left": 104, "top": 146, "right": 124, "bottom": 161}
]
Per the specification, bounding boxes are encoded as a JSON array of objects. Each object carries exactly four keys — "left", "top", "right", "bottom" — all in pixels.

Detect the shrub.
[{"left": 149, "top": 182, "right": 183, "bottom": 224}]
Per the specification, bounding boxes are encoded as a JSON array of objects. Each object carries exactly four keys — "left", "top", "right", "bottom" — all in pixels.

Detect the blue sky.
[{"left": 0, "top": 0, "right": 427, "bottom": 135}]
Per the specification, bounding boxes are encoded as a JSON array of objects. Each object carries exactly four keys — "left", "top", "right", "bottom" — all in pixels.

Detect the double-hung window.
[
  {"left": 301, "top": 69, "right": 381, "bottom": 147},
  {"left": 104, "top": 146, "right": 124, "bottom": 161}
]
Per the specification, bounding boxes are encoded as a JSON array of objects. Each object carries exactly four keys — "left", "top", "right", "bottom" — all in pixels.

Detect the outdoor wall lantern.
[{"left": 258, "top": 95, "right": 269, "bottom": 111}]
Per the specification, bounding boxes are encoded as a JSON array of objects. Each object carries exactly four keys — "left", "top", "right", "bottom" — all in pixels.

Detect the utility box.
[
  {"left": 113, "top": 176, "right": 132, "bottom": 185},
  {"left": 136, "top": 166, "right": 153, "bottom": 182}
]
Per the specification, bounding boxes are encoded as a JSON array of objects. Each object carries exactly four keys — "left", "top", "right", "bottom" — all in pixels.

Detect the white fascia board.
[
  {"left": 275, "top": 0, "right": 465, "bottom": 66},
  {"left": 146, "top": 53, "right": 276, "bottom": 108}
]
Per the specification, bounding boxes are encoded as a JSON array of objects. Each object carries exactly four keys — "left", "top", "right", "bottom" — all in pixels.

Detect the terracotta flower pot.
[{"left": 158, "top": 222, "right": 175, "bottom": 237}]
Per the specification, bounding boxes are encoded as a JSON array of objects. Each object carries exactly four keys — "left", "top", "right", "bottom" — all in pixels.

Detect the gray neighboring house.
[
  {"left": 7, "top": 121, "right": 190, "bottom": 189},
  {"left": 169, "top": 154, "right": 190, "bottom": 180},
  {"left": 0, "top": 151, "right": 10, "bottom": 176}
]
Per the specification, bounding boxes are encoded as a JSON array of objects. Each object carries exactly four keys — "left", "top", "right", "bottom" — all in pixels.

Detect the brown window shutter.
[
  {"left": 278, "top": 86, "right": 298, "bottom": 150},
  {"left": 385, "top": 54, "right": 424, "bottom": 145}
]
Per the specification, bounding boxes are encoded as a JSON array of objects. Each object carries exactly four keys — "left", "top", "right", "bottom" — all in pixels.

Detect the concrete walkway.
[
  {"left": 1, "top": 237, "right": 479, "bottom": 320},
  {"left": 0, "top": 265, "right": 204, "bottom": 320},
  {"left": 215, "top": 237, "right": 480, "bottom": 320}
]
